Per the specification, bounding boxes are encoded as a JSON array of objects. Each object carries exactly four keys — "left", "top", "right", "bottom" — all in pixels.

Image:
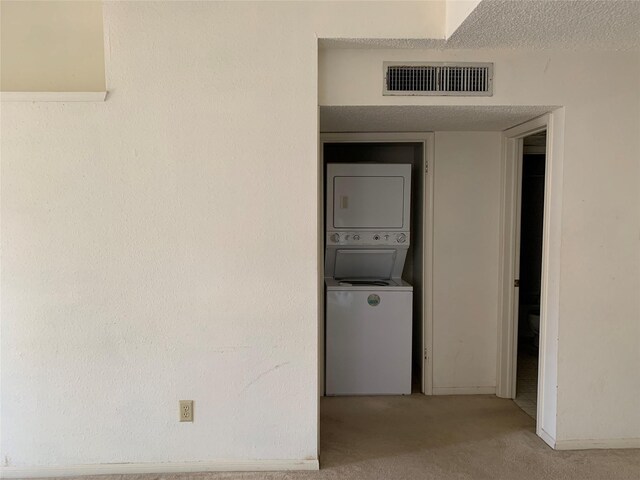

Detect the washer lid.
[
  {"left": 332, "top": 249, "right": 396, "bottom": 279},
  {"left": 338, "top": 279, "right": 395, "bottom": 286},
  {"left": 325, "top": 277, "right": 413, "bottom": 291}
]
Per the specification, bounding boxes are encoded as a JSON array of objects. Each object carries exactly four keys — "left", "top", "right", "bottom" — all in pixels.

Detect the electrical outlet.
[{"left": 179, "top": 400, "right": 193, "bottom": 422}]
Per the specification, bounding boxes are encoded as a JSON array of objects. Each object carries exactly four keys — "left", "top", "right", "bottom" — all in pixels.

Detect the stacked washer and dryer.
[{"left": 325, "top": 163, "right": 413, "bottom": 395}]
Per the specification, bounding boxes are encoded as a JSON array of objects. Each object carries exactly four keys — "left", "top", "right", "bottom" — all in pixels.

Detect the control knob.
[
  {"left": 396, "top": 233, "right": 407, "bottom": 243},
  {"left": 330, "top": 233, "right": 340, "bottom": 243},
  {"left": 353, "top": 234, "right": 360, "bottom": 240}
]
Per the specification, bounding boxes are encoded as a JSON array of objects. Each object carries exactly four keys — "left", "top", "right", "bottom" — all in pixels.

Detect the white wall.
[
  {"left": 445, "top": 0, "right": 481, "bottom": 38},
  {"left": 3, "top": 3, "right": 639, "bottom": 472},
  {"left": 320, "top": 48, "right": 640, "bottom": 445},
  {"left": 0, "top": 1, "right": 106, "bottom": 92},
  {"left": 432, "top": 132, "right": 502, "bottom": 393},
  {"left": 0, "top": 1, "right": 446, "bottom": 472}
]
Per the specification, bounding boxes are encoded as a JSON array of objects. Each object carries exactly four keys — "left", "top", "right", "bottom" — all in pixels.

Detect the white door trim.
[
  {"left": 497, "top": 116, "right": 547, "bottom": 400},
  {"left": 319, "top": 132, "right": 435, "bottom": 395},
  {"left": 496, "top": 111, "right": 565, "bottom": 448}
]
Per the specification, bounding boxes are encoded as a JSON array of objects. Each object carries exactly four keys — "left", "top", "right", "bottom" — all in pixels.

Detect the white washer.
[
  {"left": 325, "top": 278, "right": 413, "bottom": 395},
  {"left": 324, "top": 163, "right": 413, "bottom": 396}
]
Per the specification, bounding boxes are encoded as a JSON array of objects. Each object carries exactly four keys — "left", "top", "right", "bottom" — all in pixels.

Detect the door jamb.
[
  {"left": 497, "top": 111, "right": 564, "bottom": 448},
  {"left": 319, "top": 132, "right": 435, "bottom": 395},
  {"left": 497, "top": 117, "right": 547, "bottom": 400}
]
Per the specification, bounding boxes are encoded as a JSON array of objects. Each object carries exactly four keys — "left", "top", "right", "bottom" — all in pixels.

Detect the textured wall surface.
[
  {"left": 0, "top": 1, "right": 106, "bottom": 92},
  {"left": 321, "top": 47, "right": 640, "bottom": 444},
  {"left": 3, "top": 0, "right": 639, "bottom": 470},
  {"left": 0, "top": 0, "right": 445, "bottom": 469}
]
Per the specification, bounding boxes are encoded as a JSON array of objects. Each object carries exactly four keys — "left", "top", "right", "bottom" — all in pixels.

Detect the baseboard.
[
  {"left": 537, "top": 427, "right": 556, "bottom": 449},
  {"left": 432, "top": 386, "right": 496, "bottom": 395},
  {"left": 0, "top": 459, "right": 319, "bottom": 479},
  {"left": 0, "top": 91, "right": 107, "bottom": 102},
  {"left": 554, "top": 438, "right": 640, "bottom": 450}
]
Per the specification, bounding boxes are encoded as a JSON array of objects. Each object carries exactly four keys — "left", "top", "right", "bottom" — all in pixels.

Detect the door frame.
[
  {"left": 496, "top": 111, "right": 565, "bottom": 448},
  {"left": 319, "top": 132, "right": 435, "bottom": 395}
]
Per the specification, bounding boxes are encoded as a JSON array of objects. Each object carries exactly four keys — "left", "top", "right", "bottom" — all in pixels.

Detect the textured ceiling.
[
  {"left": 448, "top": 0, "right": 640, "bottom": 50},
  {"left": 320, "top": 105, "right": 557, "bottom": 132},
  {"left": 319, "top": 0, "right": 640, "bottom": 50}
]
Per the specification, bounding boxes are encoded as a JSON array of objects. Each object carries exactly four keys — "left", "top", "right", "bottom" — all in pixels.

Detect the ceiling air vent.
[{"left": 383, "top": 62, "right": 493, "bottom": 96}]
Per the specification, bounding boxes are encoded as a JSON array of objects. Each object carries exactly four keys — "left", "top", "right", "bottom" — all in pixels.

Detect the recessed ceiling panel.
[{"left": 320, "top": 105, "right": 556, "bottom": 132}]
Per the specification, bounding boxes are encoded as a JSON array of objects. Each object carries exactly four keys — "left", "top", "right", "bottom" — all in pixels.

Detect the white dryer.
[{"left": 325, "top": 163, "right": 413, "bottom": 396}]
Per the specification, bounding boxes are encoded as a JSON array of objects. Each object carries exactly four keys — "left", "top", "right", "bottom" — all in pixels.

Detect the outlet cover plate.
[{"left": 179, "top": 400, "right": 193, "bottom": 422}]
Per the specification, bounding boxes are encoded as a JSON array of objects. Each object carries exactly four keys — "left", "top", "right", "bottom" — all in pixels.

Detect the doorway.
[
  {"left": 318, "top": 107, "right": 565, "bottom": 451},
  {"left": 513, "top": 132, "right": 547, "bottom": 419},
  {"left": 496, "top": 111, "right": 565, "bottom": 448},
  {"left": 318, "top": 133, "right": 434, "bottom": 396}
]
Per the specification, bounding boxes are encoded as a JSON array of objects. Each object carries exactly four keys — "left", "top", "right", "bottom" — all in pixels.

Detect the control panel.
[{"left": 327, "top": 231, "right": 410, "bottom": 246}]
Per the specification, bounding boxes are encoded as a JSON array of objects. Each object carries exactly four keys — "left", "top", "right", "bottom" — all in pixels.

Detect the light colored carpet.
[
  {"left": 43, "top": 395, "right": 640, "bottom": 480},
  {"left": 514, "top": 346, "right": 539, "bottom": 419}
]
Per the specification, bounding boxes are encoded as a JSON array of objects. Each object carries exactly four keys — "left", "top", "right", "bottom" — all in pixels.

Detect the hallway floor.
[
  {"left": 51, "top": 396, "right": 640, "bottom": 480},
  {"left": 514, "top": 343, "right": 539, "bottom": 419}
]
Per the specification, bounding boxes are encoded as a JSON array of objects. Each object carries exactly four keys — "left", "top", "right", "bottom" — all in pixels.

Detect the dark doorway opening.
[{"left": 514, "top": 131, "right": 546, "bottom": 418}]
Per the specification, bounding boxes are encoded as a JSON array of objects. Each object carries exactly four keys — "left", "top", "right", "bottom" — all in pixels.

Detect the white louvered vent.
[{"left": 383, "top": 62, "right": 493, "bottom": 96}]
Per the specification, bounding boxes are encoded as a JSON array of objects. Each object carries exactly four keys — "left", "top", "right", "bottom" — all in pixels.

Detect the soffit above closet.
[{"left": 320, "top": 105, "right": 556, "bottom": 132}]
